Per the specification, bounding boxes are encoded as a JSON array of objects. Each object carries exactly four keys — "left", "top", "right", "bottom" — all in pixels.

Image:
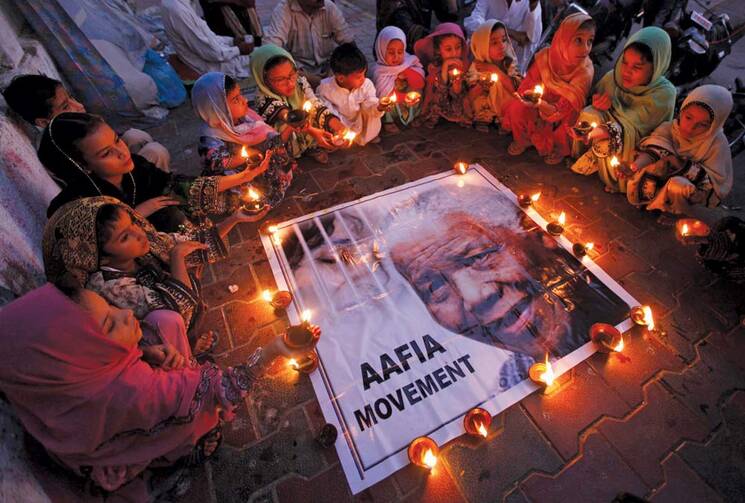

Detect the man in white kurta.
[
  {"left": 464, "top": 0, "right": 542, "bottom": 72},
  {"left": 317, "top": 77, "right": 383, "bottom": 146},
  {"left": 161, "top": 0, "right": 252, "bottom": 78},
  {"left": 264, "top": 0, "right": 354, "bottom": 84}
]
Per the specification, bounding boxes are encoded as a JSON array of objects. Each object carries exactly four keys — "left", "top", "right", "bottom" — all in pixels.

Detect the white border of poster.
[{"left": 260, "top": 165, "right": 639, "bottom": 493}]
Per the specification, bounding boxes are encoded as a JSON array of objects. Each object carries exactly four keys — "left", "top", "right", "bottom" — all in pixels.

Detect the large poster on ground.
[{"left": 261, "top": 165, "right": 638, "bottom": 493}]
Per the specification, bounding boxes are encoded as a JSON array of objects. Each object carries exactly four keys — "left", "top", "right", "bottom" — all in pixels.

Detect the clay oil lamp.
[
  {"left": 408, "top": 436, "right": 439, "bottom": 470},
  {"left": 518, "top": 192, "right": 541, "bottom": 208},
  {"left": 572, "top": 241, "right": 594, "bottom": 258},
  {"left": 262, "top": 289, "right": 293, "bottom": 310},
  {"left": 676, "top": 218, "right": 711, "bottom": 245},
  {"left": 522, "top": 84, "right": 544, "bottom": 104},
  {"left": 463, "top": 407, "right": 491, "bottom": 438},
  {"left": 453, "top": 161, "right": 468, "bottom": 175},
  {"left": 241, "top": 186, "right": 266, "bottom": 215},
  {"left": 404, "top": 91, "right": 421, "bottom": 107},
  {"left": 590, "top": 323, "right": 625, "bottom": 353},
  {"left": 547, "top": 211, "right": 566, "bottom": 236},
  {"left": 529, "top": 354, "right": 555, "bottom": 389}
]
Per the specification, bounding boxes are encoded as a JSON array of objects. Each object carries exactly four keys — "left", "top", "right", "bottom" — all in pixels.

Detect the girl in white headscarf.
[
  {"left": 627, "top": 84, "right": 734, "bottom": 215},
  {"left": 371, "top": 26, "right": 425, "bottom": 133}
]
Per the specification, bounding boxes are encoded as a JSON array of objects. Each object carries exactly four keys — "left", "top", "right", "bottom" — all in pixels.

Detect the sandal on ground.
[
  {"left": 544, "top": 153, "right": 565, "bottom": 165},
  {"left": 193, "top": 330, "right": 219, "bottom": 360},
  {"left": 508, "top": 142, "right": 527, "bottom": 156},
  {"left": 186, "top": 426, "right": 223, "bottom": 467}
]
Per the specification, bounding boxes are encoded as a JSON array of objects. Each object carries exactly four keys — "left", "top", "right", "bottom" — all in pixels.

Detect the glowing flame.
[
  {"left": 342, "top": 130, "right": 357, "bottom": 145},
  {"left": 585, "top": 242, "right": 594, "bottom": 251},
  {"left": 247, "top": 187, "right": 261, "bottom": 201},
  {"left": 390, "top": 92, "right": 398, "bottom": 103},
  {"left": 610, "top": 156, "right": 620, "bottom": 168},
  {"left": 590, "top": 121, "right": 598, "bottom": 129},
  {"left": 539, "top": 354, "right": 555, "bottom": 386},
  {"left": 262, "top": 289, "right": 273, "bottom": 303},
  {"left": 534, "top": 84, "right": 544, "bottom": 96},
  {"left": 406, "top": 91, "right": 421, "bottom": 102},
  {"left": 267, "top": 225, "right": 279, "bottom": 234},
  {"left": 531, "top": 192, "right": 541, "bottom": 203},
  {"left": 451, "top": 68, "right": 460, "bottom": 77},
  {"left": 490, "top": 73, "right": 499, "bottom": 83},
  {"left": 301, "top": 309, "right": 312, "bottom": 323},
  {"left": 681, "top": 223, "right": 689, "bottom": 237},
  {"left": 422, "top": 449, "right": 438, "bottom": 469},
  {"left": 477, "top": 422, "right": 488, "bottom": 437},
  {"left": 613, "top": 335, "right": 625, "bottom": 352},
  {"left": 272, "top": 233, "right": 282, "bottom": 246},
  {"left": 558, "top": 212, "right": 566, "bottom": 226},
  {"left": 288, "top": 358, "right": 298, "bottom": 370},
  {"left": 240, "top": 145, "right": 248, "bottom": 158},
  {"left": 302, "top": 100, "right": 312, "bottom": 112},
  {"left": 455, "top": 162, "right": 467, "bottom": 174},
  {"left": 642, "top": 306, "right": 654, "bottom": 331}
]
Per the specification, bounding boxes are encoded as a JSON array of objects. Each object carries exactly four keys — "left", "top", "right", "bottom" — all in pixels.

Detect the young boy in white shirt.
[{"left": 317, "top": 43, "right": 385, "bottom": 146}]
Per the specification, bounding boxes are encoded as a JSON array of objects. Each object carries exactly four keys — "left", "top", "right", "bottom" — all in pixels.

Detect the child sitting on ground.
[
  {"left": 466, "top": 19, "right": 521, "bottom": 131},
  {"left": 317, "top": 43, "right": 386, "bottom": 146},
  {"left": 371, "top": 26, "right": 426, "bottom": 134},
  {"left": 414, "top": 23, "right": 472, "bottom": 128},
  {"left": 192, "top": 72, "right": 294, "bottom": 208},
  {"left": 3, "top": 74, "right": 171, "bottom": 172}
]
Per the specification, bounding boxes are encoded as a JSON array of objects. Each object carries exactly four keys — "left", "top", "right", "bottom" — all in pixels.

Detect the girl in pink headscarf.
[
  {"left": 0, "top": 283, "right": 319, "bottom": 500},
  {"left": 504, "top": 13, "right": 595, "bottom": 164},
  {"left": 414, "top": 22, "right": 472, "bottom": 128}
]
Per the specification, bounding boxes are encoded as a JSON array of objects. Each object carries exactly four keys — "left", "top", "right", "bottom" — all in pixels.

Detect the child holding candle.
[
  {"left": 570, "top": 27, "right": 676, "bottom": 193},
  {"left": 503, "top": 13, "right": 595, "bottom": 165},
  {"left": 414, "top": 23, "right": 472, "bottom": 128},
  {"left": 317, "top": 43, "right": 386, "bottom": 146},
  {"left": 371, "top": 26, "right": 426, "bottom": 134},
  {"left": 251, "top": 44, "right": 346, "bottom": 164},
  {"left": 192, "top": 72, "right": 293, "bottom": 208},
  {"left": 466, "top": 19, "right": 521, "bottom": 130},
  {"left": 626, "top": 85, "right": 734, "bottom": 215}
]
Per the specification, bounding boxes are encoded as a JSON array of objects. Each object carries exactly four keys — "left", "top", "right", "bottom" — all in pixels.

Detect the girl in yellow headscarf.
[
  {"left": 504, "top": 13, "right": 595, "bottom": 165},
  {"left": 466, "top": 19, "right": 521, "bottom": 130}
]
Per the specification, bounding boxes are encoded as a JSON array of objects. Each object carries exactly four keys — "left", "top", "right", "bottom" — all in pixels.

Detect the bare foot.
[{"left": 193, "top": 331, "right": 216, "bottom": 355}]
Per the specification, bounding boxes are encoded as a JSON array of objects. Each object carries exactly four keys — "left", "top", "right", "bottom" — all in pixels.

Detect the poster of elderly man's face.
[{"left": 262, "top": 167, "right": 636, "bottom": 494}]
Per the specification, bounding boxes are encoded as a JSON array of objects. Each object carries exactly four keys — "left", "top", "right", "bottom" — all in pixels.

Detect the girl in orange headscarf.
[{"left": 503, "top": 13, "right": 595, "bottom": 165}]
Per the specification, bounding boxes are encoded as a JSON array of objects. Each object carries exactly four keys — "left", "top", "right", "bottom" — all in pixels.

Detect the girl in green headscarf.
[
  {"left": 251, "top": 44, "right": 345, "bottom": 164},
  {"left": 570, "top": 27, "right": 677, "bottom": 193}
]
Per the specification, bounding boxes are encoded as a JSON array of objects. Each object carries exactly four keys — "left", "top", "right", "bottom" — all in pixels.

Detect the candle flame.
[
  {"left": 558, "top": 211, "right": 566, "bottom": 226},
  {"left": 540, "top": 354, "right": 555, "bottom": 386},
  {"left": 390, "top": 92, "right": 398, "bottom": 103},
  {"left": 456, "top": 162, "right": 467, "bottom": 174},
  {"left": 301, "top": 309, "right": 312, "bottom": 323},
  {"left": 288, "top": 358, "right": 298, "bottom": 370},
  {"left": 267, "top": 225, "right": 278, "bottom": 234},
  {"left": 610, "top": 156, "right": 620, "bottom": 167},
  {"left": 642, "top": 306, "right": 654, "bottom": 331},
  {"left": 451, "top": 68, "right": 460, "bottom": 77},
  {"left": 531, "top": 192, "right": 541, "bottom": 202},
  {"left": 262, "top": 289, "right": 272, "bottom": 303},
  {"left": 302, "top": 100, "right": 312, "bottom": 112},
  {"left": 534, "top": 84, "right": 544, "bottom": 95},
  {"left": 490, "top": 73, "right": 499, "bottom": 83},
  {"left": 342, "top": 130, "right": 357, "bottom": 144},
  {"left": 681, "top": 223, "right": 689, "bottom": 236},
  {"left": 240, "top": 145, "right": 248, "bottom": 158},
  {"left": 585, "top": 242, "right": 594, "bottom": 251},
  {"left": 613, "top": 335, "right": 624, "bottom": 352},
  {"left": 477, "top": 422, "right": 488, "bottom": 437},
  {"left": 406, "top": 91, "right": 420, "bottom": 102},
  {"left": 590, "top": 121, "right": 598, "bottom": 128},
  {"left": 247, "top": 187, "right": 261, "bottom": 201},
  {"left": 422, "top": 449, "right": 437, "bottom": 469}
]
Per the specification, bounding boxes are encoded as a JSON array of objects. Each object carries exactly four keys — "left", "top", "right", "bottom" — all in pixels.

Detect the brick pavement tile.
[
  {"left": 677, "top": 391, "right": 745, "bottom": 502},
  {"left": 248, "top": 370, "right": 317, "bottom": 437},
  {"left": 503, "top": 487, "right": 531, "bottom": 503},
  {"left": 675, "top": 278, "right": 745, "bottom": 331},
  {"left": 587, "top": 329, "right": 684, "bottom": 407},
  {"left": 202, "top": 265, "right": 257, "bottom": 308},
  {"left": 209, "top": 242, "right": 261, "bottom": 285},
  {"left": 312, "top": 157, "right": 374, "bottom": 191},
  {"left": 399, "top": 464, "right": 467, "bottom": 503},
  {"left": 212, "top": 408, "right": 328, "bottom": 502},
  {"left": 351, "top": 166, "right": 409, "bottom": 195},
  {"left": 661, "top": 331, "right": 745, "bottom": 429},
  {"left": 592, "top": 241, "right": 653, "bottom": 280},
  {"left": 617, "top": 271, "right": 681, "bottom": 314},
  {"left": 522, "top": 362, "right": 631, "bottom": 460},
  {"left": 363, "top": 144, "right": 417, "bottom": 173},
  {"left": 199, "top": 308, "right": 231, "bottom": 354},
  {"left": 569, "top": 210, "right": 645, "bottom": 247},
  {"left": 252, "top": 260, "right": 281, "bottom": 292},
  {"left": 353, "top": 472, "right": 400, "bottom": 503},
  {"left": 223, "top": 300, "right": 280, "bottom": 348},
  {"left": 223, "top": 400, "right": 260, "bottom": 449},
  {"left": 443, "top": 406, "right": 563, "bottom": 502},
  {"left": 275, "top": 465, "right": 353, "bottom": 503},
  {"left": 521, "top": 433, "right": 649, "bottom": 503},
  {"left": 597, "top": 382, "right": 709, "bottom": 487},
  {"left": 180, "top": 465, "right": 215, "bottom": 503},
  {"left": 648, "top": 453, "right": 723, "bottom": 503},
  {"left": 298, "top": 182, "right": 360, "bottom": 214}
]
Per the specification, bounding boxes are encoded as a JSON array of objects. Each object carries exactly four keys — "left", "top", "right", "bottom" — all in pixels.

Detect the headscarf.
[
  {"left": 42, "top": 196, "right": 173, "bottom": 289},
  {"left": 191, "top": 71, "right": 275, "bottom": 145},
  {"left": 413, "top": 22, "right": 469, "bottom": 69},
  {"left": 0, "top": 283, "right": 217, "bottom": 487},
  {"left": 532, "top": 12, "right": 594, "bottom": 112},
  {"left": 641, "top": 84, "right": 734, "bottom": 199},
  {"left": 469, "top": 19, "right": 519, "bottom": 117},
  {"left": 595, "top": 26, "right": 676, "bottom": 160},
  {"left": 371, "top": 26, "right": 425, "bottom": 98},
  {"left": 250, "top": 44, "right": 305, "bottom": 110}
]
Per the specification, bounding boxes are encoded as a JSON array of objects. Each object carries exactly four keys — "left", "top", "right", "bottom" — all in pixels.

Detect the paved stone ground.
[{"left": 141, "top": 3, "right": 745, "bottom": 502}]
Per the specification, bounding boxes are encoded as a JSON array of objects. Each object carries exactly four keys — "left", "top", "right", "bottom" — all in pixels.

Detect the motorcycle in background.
[{"left": 724, "top": 78, "right": 745, "bottom": 158}]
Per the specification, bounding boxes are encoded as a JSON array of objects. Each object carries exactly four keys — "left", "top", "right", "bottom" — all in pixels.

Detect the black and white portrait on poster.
[{"left": 261, "top": 165, "right": 638, "bottom": 493}]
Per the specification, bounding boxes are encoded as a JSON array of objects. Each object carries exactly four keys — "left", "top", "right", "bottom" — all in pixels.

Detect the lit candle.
[
  {"left": 268, "top": 225, "right": 278, "bottom": 234},
  {"left": 240, "top": 145, "right": 248, "bottom": 159},
  {"left": 302, "top": 100, "right": 312, "bottom": 112},
  {"left": 380, "top": 92, "right": 397, "bottom": 107},
  {"left": 404, "top": 91, "right": 421, "bottom": 106},
  {"left": 681, "top": 223, "right": 689, "bottom": 237},
  {"left": 343, "top": 129, "right": 357, "bottom": 146},
  {"left": 284, "top": 310, "right": 317, "bottom": 349},
  {"left": 454, "top": 162, "right": 468, "bottom": 175},
  {"left": 408, "top": 436, "right": 439, "bottom": 470},
  {"left": 529, "top": 354, "right": 555, "bottom": 388},
  {"left": 534, "top": 84, "right": 544, "bottom": 96},
  {"left": 610, "top": 156, "right": 620, "bottom": 168},
  {"left": 518, "top": 191, "right": 541, "bottom": 207},
  {"left": 572, "top": 241, "right": 594, "bottom": 258},
  {"left": 642, "top": 305, "right": 654, "bottom": 331},
  {"left": 590, "top": 323, "right": 624, "bottom": 353},
  {"left": 463, "top": 407, "right": 491, "bottom": 437},
  {"left": 547, "top": 212, "right": 566, "bottom": 236},
  {"left": 242, "top": 186, "right": 266, "bottom": 214},
  {"left": 523, "top": 84, "right": 544, "bottom": 103},
  {"left": 261, "top": 289, "right": 273, "bottom": 303},
  {"left": 263, "top": 289, "right": 293, "bottom": 309},
  {"left": 676, "top": 219, "right": 710, "bottom": 244},
  {"left": 490, "top": 72, "right": 499, "bottom": 84},
  {"left": 450, "top": 68, "right": 460, "bottom": 79},
  {"left": 288, "top": 351, "right": 318, "bottom": 373}
]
